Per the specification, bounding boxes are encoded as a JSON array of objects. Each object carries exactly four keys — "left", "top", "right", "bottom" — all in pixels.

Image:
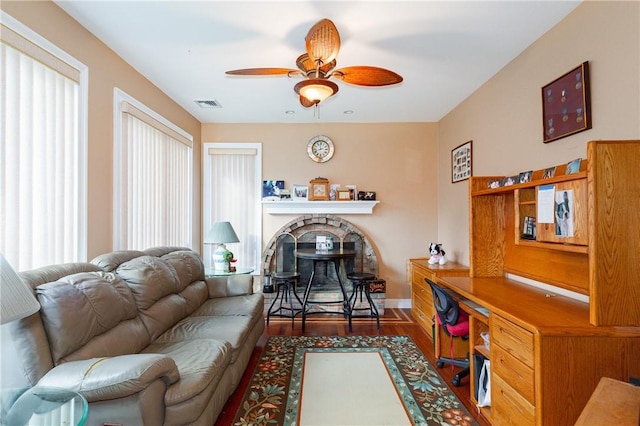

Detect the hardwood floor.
[{"left": 215, "top": 309, "right": 490, "bottom": 425}]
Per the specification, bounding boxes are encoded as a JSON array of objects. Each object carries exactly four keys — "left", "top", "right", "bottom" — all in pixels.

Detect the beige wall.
[
  {"left": 1, "top": 0, "right": 203, "bottom": 259},
  {"left": 438, "top": 1, "right": 640, "bottom": 266},
  {"left": 5, "top": 1, "right": 638, "bottom": 301},
  {"left": 202, "top": 123, "right": 439, "bottom": 299}
]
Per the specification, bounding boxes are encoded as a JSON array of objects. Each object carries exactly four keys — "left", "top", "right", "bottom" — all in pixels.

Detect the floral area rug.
[{"left": 233, "top": 335, "right": 476, "bottom": 425}]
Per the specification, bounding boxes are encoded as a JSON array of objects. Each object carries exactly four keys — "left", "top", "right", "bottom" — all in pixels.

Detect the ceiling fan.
[{"left": 225, "top": 19, "right": 403, "bottom": 108}]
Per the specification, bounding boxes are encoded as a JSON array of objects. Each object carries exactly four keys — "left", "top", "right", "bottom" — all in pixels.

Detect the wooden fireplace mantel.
[{"left": 262, "top": 200, "right": 379, "bottom": 215}]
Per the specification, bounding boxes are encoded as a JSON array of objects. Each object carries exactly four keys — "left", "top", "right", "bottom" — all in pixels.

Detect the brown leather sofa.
[{"left": 8, "top": 247, "right": 265, "bottom": 425}]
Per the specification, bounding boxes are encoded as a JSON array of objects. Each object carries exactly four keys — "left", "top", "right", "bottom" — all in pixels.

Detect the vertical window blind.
[
  {"left": 203, "top": 145, "right": 261, "bottom": 271},
  {"left": 115, "top": 98, "right": 193, "bottom": 250},
  {"left": 1, "top": 22, "right": 87, "bottom": 270}
]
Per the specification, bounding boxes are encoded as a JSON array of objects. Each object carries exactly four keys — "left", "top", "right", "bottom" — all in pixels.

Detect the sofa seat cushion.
[
  {"left": 155, "top": 316, "right": 254, "bottom": 364},
  {"left": 191, "top": 293, "right": 264, "bottom": 319},
  {"left": 142, "top": 339, "right": 231, "bottom": 407}
]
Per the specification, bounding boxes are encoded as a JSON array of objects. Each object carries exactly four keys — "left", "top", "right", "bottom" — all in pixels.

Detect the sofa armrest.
[
  {"left": 206, "top": 274, "right": 254, "bottom": 298},
  {"left": 36, "top": 354, "right": 180, "bottom": 402}
]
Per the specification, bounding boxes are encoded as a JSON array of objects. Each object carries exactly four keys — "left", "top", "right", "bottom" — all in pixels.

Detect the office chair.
[{"left": 425, "top": 278, "right": 470, "bottom": 387}]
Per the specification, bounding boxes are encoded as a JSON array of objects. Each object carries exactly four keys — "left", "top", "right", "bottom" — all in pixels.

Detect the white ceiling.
[{"left": 54, "top": 0, "right": 580, "bottom": 124}]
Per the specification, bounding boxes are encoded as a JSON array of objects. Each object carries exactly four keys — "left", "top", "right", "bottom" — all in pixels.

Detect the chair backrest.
[{"left": 425, "top": 278, "right": 461, "bottom": 327}]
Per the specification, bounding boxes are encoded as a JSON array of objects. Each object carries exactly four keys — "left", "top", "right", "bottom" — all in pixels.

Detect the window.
[
  {"left": 114, "top": 89, "right": 193, "bottom": 250},
  {"left": 203, "top": 143, "right": 262, "bottom": 271},
  {"left": 0, "top": 13, "right": 88, "bottom": 270}
]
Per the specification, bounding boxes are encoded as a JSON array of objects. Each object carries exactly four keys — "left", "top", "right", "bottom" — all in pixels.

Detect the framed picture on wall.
[
  {"left": 542, "top": 61, "right": 591, "bottom": 143},
  {"left": 451, "top": 140, "right": 472, "bottom": 183}
]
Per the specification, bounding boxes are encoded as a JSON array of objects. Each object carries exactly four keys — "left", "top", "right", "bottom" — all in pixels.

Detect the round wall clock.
[{"left": 307, "top": 135, "right": 335, "bottom": 163}]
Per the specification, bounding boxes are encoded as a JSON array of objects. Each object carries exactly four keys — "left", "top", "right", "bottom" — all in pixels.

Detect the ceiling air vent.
[{"left": 194, "top": 99, "right": 222, "bottom": 108}]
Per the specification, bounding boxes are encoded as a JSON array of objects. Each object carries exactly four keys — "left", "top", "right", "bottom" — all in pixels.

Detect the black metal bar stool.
[
  {"left": 347, "top": 271, "right": 380, "bottom": 330},
  {"left": 266, "top": 232, "right": 303, "bottom": 327},
  {"left": 266, "top": 272, "right": 303, "bottom": 327}
]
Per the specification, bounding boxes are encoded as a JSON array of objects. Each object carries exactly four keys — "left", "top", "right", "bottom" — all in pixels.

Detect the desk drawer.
[
  {"left": 412, "top": 266, "right": 435, "bottom": 288},
  {"left": 492, "top": 343, "right": 535, "bottom": 404},
  {"left": 491, "top": 315, "right": 534, "bottom": 368},
  {"left": 412, "top": 294, "right": 434, "bottom": 331},
  {"left": 413, "top": 280, "right": 432, "bottom": 307},
  {"left": 492, "top": 373, "right": 536, "bottom": 426}
]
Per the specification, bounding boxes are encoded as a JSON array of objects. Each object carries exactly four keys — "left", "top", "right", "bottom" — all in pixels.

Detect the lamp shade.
[
  {"left": 0, "top": 254, "right": 40, "bottom": 324},
  {"left": 205, "top": 221, "right": 240, "bottom": 244},
  {"left": 294, "top": 79, "right": 339, "bottom": 104}
]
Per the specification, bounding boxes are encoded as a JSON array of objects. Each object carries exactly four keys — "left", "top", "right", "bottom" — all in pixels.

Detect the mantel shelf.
[{"left": 262, "top": 200, "right": 379, "bottom": 215}]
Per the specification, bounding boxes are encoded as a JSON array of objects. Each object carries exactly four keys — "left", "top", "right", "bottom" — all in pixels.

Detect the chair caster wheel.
[
  {"left": 452, "top": 376, "right": 461, "bottom": 387},
  {"left": 436, "top": 360, "right": 445, "bottom": 368}
]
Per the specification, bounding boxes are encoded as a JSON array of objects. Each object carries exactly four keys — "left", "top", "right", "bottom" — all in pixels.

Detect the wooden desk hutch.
[{"left": 410, "top": 140, "right": 640, "bottom": 426}]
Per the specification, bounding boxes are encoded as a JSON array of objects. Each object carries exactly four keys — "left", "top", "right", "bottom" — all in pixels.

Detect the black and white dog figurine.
[{"left": 428, "top": 243, "right": 447, "bottom": 265}]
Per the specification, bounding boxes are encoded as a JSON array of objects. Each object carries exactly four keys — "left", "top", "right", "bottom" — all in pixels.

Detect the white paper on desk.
[{"left": 537, "top": 185, "right": 555, "bottom": 223}]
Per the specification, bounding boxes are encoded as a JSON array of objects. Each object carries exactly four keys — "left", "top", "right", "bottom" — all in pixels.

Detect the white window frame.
[
  {"left": 0, "top": 11, "right": 88, "bottom": 269},
  {"left": 113, "top": 88, "right": 193, "bottom": 250}
]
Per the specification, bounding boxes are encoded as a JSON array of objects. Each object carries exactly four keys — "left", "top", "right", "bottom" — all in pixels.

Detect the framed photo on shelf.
[
  {"left": 542, "top": 166, "right": 556, "bottom": 179},
  {"left": 542, "top": 61, "right": 591, "bottom": 143},
  {"left": 345, "top": 185, "right": 357, "bottom": 201},
  {"left": 519, "top": 171, "right": 533, "bottom": 184},
  {"left": 566, "top": 158, "right": 582, "bottom": 174},
  {"left": 336, "top": 188, "right": 351, "bottom": 201},
  {"left": 488, "top": 179, "right": 503, "bottom": 189},
  {"left": 292, "top": 184, "right": 308, "bottom": 201},
  {"left": 451, "top": 140, "right": 472, "bottom": 183},
  {"left": 262, "top": 180, "right": 284, "bottom": 199},
  {"left": 503, "top": 175, "right": 518, "bottom": 186}
]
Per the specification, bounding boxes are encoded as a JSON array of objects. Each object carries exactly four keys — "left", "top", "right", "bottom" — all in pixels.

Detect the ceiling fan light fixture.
[{"left": 294, "top": 79, "right": 339, "bottom": 104}]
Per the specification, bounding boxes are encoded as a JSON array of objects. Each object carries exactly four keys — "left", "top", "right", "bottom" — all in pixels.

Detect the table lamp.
[
  {"left": 1, "top": 254, "right": 40, "bottom": 325},
  {"left": 205, "top": 221, "right": 239, "bottom": 272}
]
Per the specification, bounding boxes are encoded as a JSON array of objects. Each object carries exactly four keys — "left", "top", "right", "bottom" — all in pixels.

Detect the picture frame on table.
[
  {"left": 292, "top": 184, "right": 308, "bottom": 201},
  {"left": 542, "top": 61, "right": 591, "bottom": 143},
  {"left": 451, "top": 140, "right": 472, "bottom": 183}
]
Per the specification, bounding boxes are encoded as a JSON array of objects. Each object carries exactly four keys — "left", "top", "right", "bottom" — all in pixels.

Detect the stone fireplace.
[{"left": 262, "top": 214, "right": 385, "bottom": 314}]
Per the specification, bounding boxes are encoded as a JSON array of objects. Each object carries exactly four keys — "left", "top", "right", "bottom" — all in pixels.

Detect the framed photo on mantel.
[
  {"left": 451, "top": 140, "right": 472, "bottom": 183},
  {"left": 542, "top": 61, "right": 591, "bottom": 143}
]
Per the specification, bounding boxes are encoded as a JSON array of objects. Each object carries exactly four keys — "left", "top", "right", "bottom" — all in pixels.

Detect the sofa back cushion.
[
  {"left": 35, "top": 271, "right": 150, "bottom": 365},
  {"left": 13, "top": 263, "right": 101, "bottom": 385}
]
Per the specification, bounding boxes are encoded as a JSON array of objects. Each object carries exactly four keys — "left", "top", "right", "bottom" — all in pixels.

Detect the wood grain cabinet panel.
[
  {"left": 492, "top": 373, "right": 536, "bottom": 426},
  {"left": 492, "top": 343, "right": 535, "bottom": 404},
  {"left": 491, "top": 315, "right": 534, "bottom": 367}
]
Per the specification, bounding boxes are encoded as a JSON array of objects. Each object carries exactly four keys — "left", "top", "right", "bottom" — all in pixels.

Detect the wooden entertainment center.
[{"left": 410, "top": 140, "right": 640, "bottom": 425}]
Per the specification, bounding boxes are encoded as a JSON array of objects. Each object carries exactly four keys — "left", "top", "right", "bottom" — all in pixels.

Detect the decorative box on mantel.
[{"left": 262, "top": 200, "right": 379, "bottom": 215}]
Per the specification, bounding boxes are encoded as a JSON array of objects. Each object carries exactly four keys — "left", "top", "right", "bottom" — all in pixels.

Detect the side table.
[
  {"left": 205, "top": 267, "right": 254, "bottom": 277},
  {"left": 3, "top": 386, "right": 88, "bottom": 426}
]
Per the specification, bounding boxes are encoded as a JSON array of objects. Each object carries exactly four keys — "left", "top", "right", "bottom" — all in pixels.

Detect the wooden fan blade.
[
  {"left": 299, "top": 95, "right": 315, "bottom": 108},
  {"left": 225, "top": 68, "right": 298, "bottom": 76},
  {"left": 332, "top": 66, "right": 403, "bottom": 86},
  {"left": 305, "top": 19, "right": 341, "bottom": 64}
]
